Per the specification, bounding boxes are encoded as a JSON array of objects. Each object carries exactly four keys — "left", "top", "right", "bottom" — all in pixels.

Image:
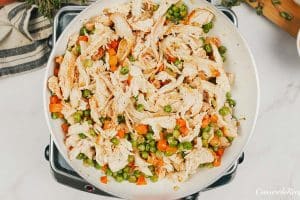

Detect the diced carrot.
[
  {"left": 216, "top": 148, "right": 225, "bottom": 157},
  {"left": 179, "top": 126, "right": 189, "bottom": 136},
  {"left": 108, "top": 40, "right": 119, "bottom": 50},
  {"left": 103, "top": 120, "right": 113, "bottom": 130},
  {"left": 100, "top": 176, "right": 108, "bottom": 184},
  {"left": 108, "top": 48, "right": 117, "bottom": 56},
  {"left": 176, "top": 118, "right": 186, "bottom": 128},
  {"left": 55, "top": 56, "right": 63, "bottom": 64},
  {"left": 158, "top": 64, "right": 164, "bottom": 72},
  {"left": 221, "top": 127, "right": 229, "bottom": 137},
  {"left": 49, "top": 103, "right": 62, "bottom": 113},
  {"left": 127, "top": 75, "right": 132, "bottom": 85},
  {"left": 77, "top": 35, "right": 88, "bottom": 43},
  {"left": 54, "top": 66, "right": 60, "bottom": 76},
  {"left": 117, "top": 129, "right": 126, "bottom": 138},
  {"left": 213, "top": 155, "right": 221, "bottom": 167},
  {"left": 136, "top": 175, "right": 147, "bottom": 185},
  {"left": 135, "top": 124, "right": 148, "bottom": 135},
  {"left": 109, "top": 55, "right": 118, "bottom": 68},
  {"left": 209, "top": 136, "right": 221, "bottom": 147},
  {"left": 166, "top": 146, "right": 177, "bottom": 154},
  {"left": 201, "top": 115, "right": 211, "bottom": 128},
  {"left": 157, "top": 139, "right": 168, "bottom": 151},
  {"left": 50, "top": 95, "right": 59, "bottom": 104},
  {"left": 101, "top": 164, "right": 108, "bottom": 173},
  {"left": 152, "top": 80, "right": 161, "bottom": 89},
  {"left": 166, "top": 54, "right": 177, "bottom": 63},
  {"left": 211, "top": 68, "right": 220, "bottom": 77},
  {"left": 91, "top": 47, "right": 104, "bottom": 61},
  {"left": 210, "top": 114, "right": 218, "bottom": 123},
  {"left": 61, "top": 123, "right": 69, "bottom": 134},
  {"left": 57, "top": 112, "right": 64, "bottom": 118},
  {"left": 110, "top": 65, "right": 118, "bottom": 72}
]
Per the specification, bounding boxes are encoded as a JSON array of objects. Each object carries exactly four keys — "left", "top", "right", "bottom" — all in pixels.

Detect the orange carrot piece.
[
  {"left": 179, "top": 126, "right": 189, "bottom": 136},
  {"left": 201, "top": 115, "right": 211, "bottom": 128},
  {"left": 135, "top": 124, "right": 148, "bottom": 135},
  {"left": 166, "top": 146, "right": 177, "bottom": 154},
  {"left": 117, "top": 129, "right": 126, "bottom": 138},
  {"left": 176, "top": 118, "right": 186, "bottom": 127},
  {"left": 108, "top": 40, "right": 119, "bottom": 50},
  {"left": 110, "top": 64, "right": 118, "bottom": 72},
  {"left": 61, "top": 123, "right": 69, "bottom": 134},
  {"left": 210, "top": 114, "right": 218, "bottom": 123},
  {"left": 77, "top": 35, "right": 88, "bottom": 43},
  {"left": 157, "top": 139, "right": 168, "bottom": 152},
  {"left": 216, "top": 148, "right": 225, "bottom": 157},
  {"left": 50, "top": 95, "right": 59, "bottom": 104},
  {"left": 213, "top": 155, "right": 221, "bottom": 167},
  {"left": 136, "top": 176, "right": 147, "bottom": 185},
  {"left": 103, "top": 120, "right": 113, "bottom": 130},
  {"left": 108, "top": 48, "right": 117, "bottom": 56},
  {"left": 49, "top": 103, "right": 62, "bottom": 113},
  {"left": 54, "top": 66, "right": 60, "bottom": 76},
  {"left": 55, "top": 56, "right": 63, "bottom": 64},
  {"left": 100, "top": 176, "right": 108, "bottom": 184},
  {"left": 209, "top": 136, "right": 221, "bottom": 147}
]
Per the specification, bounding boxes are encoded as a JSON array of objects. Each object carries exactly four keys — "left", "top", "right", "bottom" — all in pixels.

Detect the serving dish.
[{"left": 43, "top": 0, "right": 259, "bottom": 199}]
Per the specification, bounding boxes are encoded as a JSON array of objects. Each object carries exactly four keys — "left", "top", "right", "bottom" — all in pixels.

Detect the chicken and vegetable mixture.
[{"left": 48, "top": 0, "right": 239, "bottom": 185}]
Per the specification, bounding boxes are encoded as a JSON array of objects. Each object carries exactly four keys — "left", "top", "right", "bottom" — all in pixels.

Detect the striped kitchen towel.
[{"left": 0, "top": 1, "right": 95, "bottom": 78}]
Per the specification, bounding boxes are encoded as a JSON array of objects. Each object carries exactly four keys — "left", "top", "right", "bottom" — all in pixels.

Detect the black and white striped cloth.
[{"left": 0, "top": 1, "right": 95, "bottom": 78}]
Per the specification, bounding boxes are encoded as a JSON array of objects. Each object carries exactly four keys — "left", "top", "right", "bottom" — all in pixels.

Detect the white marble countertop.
[{"left": 0, "top": 4, "right": 300, "bottom": 200}]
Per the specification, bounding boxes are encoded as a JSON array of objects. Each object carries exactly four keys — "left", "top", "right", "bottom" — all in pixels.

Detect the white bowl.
[{"left": 43, "top": 0, "right": 260, "bottom": 199}]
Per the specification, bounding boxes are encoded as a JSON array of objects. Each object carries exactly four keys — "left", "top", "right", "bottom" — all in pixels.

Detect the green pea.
[
  {"left": 111, "top": 137, "right": 120, "bottom": 145},
  {"left": 134, "top": 170, "right": 141, "bottom": 177},
  {"left": 202, "top": 126, "right": 211, "bottom": 133},
  {"left": 136, "top": 104, "right": 144, "bottom": 112},
  {"left": 73, "top": 112, "right": 82, "bottom": 123},
  {"left": 202, "top": 21, "right": 213, "bottom": 33},
  {"left": 216, "top": 129, "right": 223, "bottom": 137},
  {"left": 94, "top": 161, "right": 102, "bottom": 170},
  {"left": 131, "top": 140, "right": 137, "bottom": 148},
  {"left": 82, "top": 89, "right": 92, "bottom": 98},
  {"left": 165, "top": 151, "right": 174, "bottom": 156},
  {"left": 211, "top": 99, "right": 217, "bottom": 108},
  {"left": 202, "top": 139, "right": 208, "bottom": 147},
  {"left": 172, "top": 6, "right": 179, "bottom": 12},
  {"left": 173, "top": 12, "right": 180, "bottom": 18},
  {"left": 180, "top": 10, "right": 187, "bottom": 17},
  {"left": 117, "top": 115, "right": 125, "bottom": 124},
  {"left": 137, "top": 136, "right": 145, "bottom": 144},
  {"left": 204, "top": 44, "right": 212, "bottom": 54},
  {"left": 83, "top": 59, "right": 93, "bottom": 68},
  {"left": 150, "top": 175, "right": 159, "bottom": 182},
  {"left": 167, "top": 8, "right": 173, "bottom": 15},
  {"left": 146, "top": 132, "right": 153, "bottom": 140},
  {"left": 149, "top": 140, "right": 156, "bottom": 147},
  {"left": 202, "top": 131, "right": 211, "bottom": 140},
  {"left": 80, "top": 27, "right": 88, "bottom": 36},
  {"left": 83, "top": 109, "right": 90, "bottom": 117},
  {"left": 219, "top": 106, "right": 231, "bottom": 116},
  {"left": 213, "top": 146, "right": 219, "bottom": 152},
  {"left": 128, "top": 155, "right": 135, "bottom": 163},
  {"left": 168, "top": 137, "right": 178, "bottom": 147},
  {"left": 227, "top": 136, "right": 234, "bottom": 142},
  {"left": 128, "top": 175, "right": 137, "bottom": 183},
  {"left": 115, "top": 175, "right": 124, "bottom": 182},
  {"left": 123, "top": 172, "right": 129, "bottom": 180},
  {"left": 138, "top": 144, "right": 146, "bottom": 151},
  {"left": 228, "top": 99, "right": 236, "bottom": 107},
  {"left": 218, "top": 46, "right": 227, "bottom": 54},
  {"left": 120, "top": 66, "right": 129, "bottom": 75},
  {"left": 123, "top": 166, "right": 130, "bottom": 173},
  {"left": 128, "top": 55, "right": 135, "bottom": 62},
  {"left": 88, "top": 129, "right": 97, "bottom": 137},
  {"left": 172, "top": 129, "right": 180, "bottom": 138},
  {"left": 141, "top": 151, "right": 149, "bottom": 159},
  {"left": 178, "top": 143, "right": 184, "bottom": 151},
  {"left": 150, "top": 146, "right": 157, "bottom": 153},
  {"left": 226, "top": 92, "right": 232, "bottom": 100},
  {"left": 106, "top": 168, "right": 113, "bottom": 176},
  {"left": 51, "top": 112, "right": 59, "bottom": 119},
  {"left": 163, "top": 104, "right": 172, "bottom": 113},
  {"left": 145, "top": 144, "right": 150, "bottom": 151},
  {"left": 78, "top": 133, "right": 87, "bottom": 139},
  {"left": 76, "top": 153, "right": 86, "bottom": 160},
  {"left": 182, "top": 141, "right": 193, "bottom": 150},
  {"left": 76, "top": 45, "right": 81, "bottom": 54},
  {"left": 174, "top": 124, "right": 180, "bottom": 130}
]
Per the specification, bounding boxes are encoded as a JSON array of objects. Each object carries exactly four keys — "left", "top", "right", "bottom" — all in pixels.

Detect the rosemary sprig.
[{"left": 23, "top": 0, "right": 87, "bottom": 18}]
